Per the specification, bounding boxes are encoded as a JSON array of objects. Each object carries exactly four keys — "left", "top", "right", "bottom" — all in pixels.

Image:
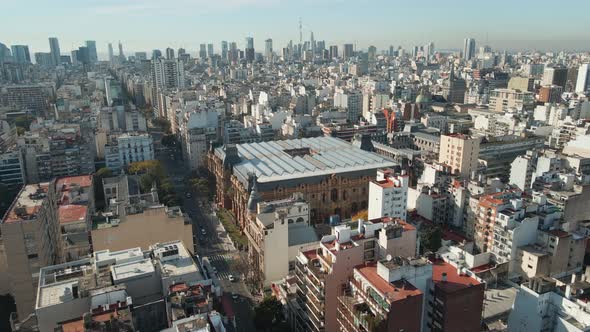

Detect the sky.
[{"left": 2, "top": 0, "right": 590, "bottom": 58}]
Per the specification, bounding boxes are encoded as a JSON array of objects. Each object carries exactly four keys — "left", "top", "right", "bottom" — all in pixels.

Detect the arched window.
[{"left": 331, "top": 189, "right": 338, "bottom": 202}]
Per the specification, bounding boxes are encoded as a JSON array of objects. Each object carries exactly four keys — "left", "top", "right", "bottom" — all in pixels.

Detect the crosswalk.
[{"left": 207, "top": 254, "right": 235, "bottom": 280}]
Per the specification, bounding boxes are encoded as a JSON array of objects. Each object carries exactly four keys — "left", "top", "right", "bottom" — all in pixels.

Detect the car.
[
  {"left": 228, "top": 274, "right": 235, "bottom": 282},
  {"left": 212, "top": 266, "right": 217, "bottom": 274},
  {"left": 201, "top": 228, "right": 206, "bottom": 235},
  {"left": 231, "top": 292, "right": 239, "bottom": 301}
]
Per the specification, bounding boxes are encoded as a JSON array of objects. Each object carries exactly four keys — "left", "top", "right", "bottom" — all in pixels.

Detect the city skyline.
[{"left": 2, "top": 0, "right": 590, "bottom": 55}]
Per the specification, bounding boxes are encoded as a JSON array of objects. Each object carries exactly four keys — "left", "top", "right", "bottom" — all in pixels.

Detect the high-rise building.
[
  {"left": 329, "top": 45, "right": 338, "bottom": 59},
  {"left": 10, "top": 45, "right": 31, "bottom": 64},
  {"left": 343, "top": 43, "right": 354, "bottom": 59},
  {"left": 108, "top": 43, "right": 114, "bottom": 62},
  {"left": 439, "top": 134, "right": 481, "bottom": 178},
  {"left": 245, "top": 37, "right": 255, "bottom": 62},
  {"left": 118, "top": 41, "right": 125, "bottom": 61},
  {"left": 48, "top": 37, "right": 61, "bottom": 66},
  {"left": 151, "top": 58, "right": 185, "bottom": 91},
  {"left": 152, "top": 49, "right": 162, "bottom": 60},
  {"left": 221, "top": 41, "right": 228, "bottom": 60},
  {"left": 207, "top": 43, "right": 214, "bottom": 58},
  {"left": 165, "top": 47, "right": 175, "bottom": 60},
  {"left": 0, "top": 42, "right": 11, "bottom": 63},
  {"left": 199, "top": 44, "right": 207, "bottom": 59},
  {"left": 264, "top": 38, "right": 273, "bottom": 62},
  {"left": 85, "top": 40, "right": 97, "bottom": 63},
  {"left": 76, "top": 46, "right": 90, "bottom": 65},
  {"left": 34, "top": 52, "right": 53, "bottom": 67},
  {"left": 542, "top": 65, "right": 568, "bottom": 88},
  {"left": 463, "top": 37, "right": 476, "bottom": 61},
  {"left": 576, "top": 63, "right": 590, "bottom": 93},
  {"left": 1, "top": 181, "right": 61, "bottom": 318}
]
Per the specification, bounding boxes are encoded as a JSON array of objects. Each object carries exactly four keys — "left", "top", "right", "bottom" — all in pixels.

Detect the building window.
[{"left": 331, "top": 189, "right": 338, "bottom": 202}]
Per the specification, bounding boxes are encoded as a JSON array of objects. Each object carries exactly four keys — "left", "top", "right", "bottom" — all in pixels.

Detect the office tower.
[
  {"left": 152, "top": 49, "right": 162, "bottom": 60},
  {"left": 310, "top": 31, "right": 316, "bottom": 55},
  {"left": 85, "top": 40, "right": 97, "bottom": 63},
  {"left": 199, "top": 44, "right": 207, "bottom": 59},
  {"left": 439, "top": 134, "right": 481, "bottom": 178},
  {"left": 221, "top": 41, "right": 228, "bottom": 60},
  {"left": 48, "top": 37, "right": 61, "bottom": 66},
  {"left": 207, "top": 43, "right": 214, "bottom": 58},
  {"left": 368, "top": 45, "right": 377, "bottom": 63},
  {"left": 34, "top": 52, "right": 52, "bottom": 67},
  {"left": 70, "top": 50, "right": 79, "bottom": 65},
  {"left": 108, "top": 43, "right": 114, "bottom": 62},
  {"left": 165, "top": 47, "right": 175, "bottom": 59},
  {"left": 343, "top": 43, "right": 354, "bottom": 59},
  {"left": 245, "top": 37, "right": 255, "bottom": 62},
  {"left": 177, "top": 48, "right": 185, "bottom": 56},
  {"left": 118, "top": 41, "right": 125, "bottom": 60},
  {"left": 329, "top": 45, "right": 338, "bottom": 59},
  {"left": 389, "top": 45, "right": 394, "bottom": 56},
  {"left": 576, "top": 63, "right": 590, "bottom": 93},
  {"left": 229, "top": 42, "right": 238, "bottom": 63},
  {"left": 463, "top": 37, "right": 476, "bottom": 61},
  {"left": 0, "top": 42, "right": 11, "bottom": 63},
  {"left": 76, "top": 46, "right": 90, "bottom": 65},
  {"left": 264, "top": 38, "right": 273, "bottom": 62},
  {"left": 316, "top": 40, "right": 325, "bottom": 53},
  {"left": 10, "top": 45, "right": 31, "bottom": 63},
  {"left": 134, "top": 52, "right": 147, "bottom": 61},
  {"left": 424, "top": 41, "right": 434, "bottom": 59}
]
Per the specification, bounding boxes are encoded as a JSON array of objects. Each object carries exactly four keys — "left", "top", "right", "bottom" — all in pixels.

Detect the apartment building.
[
  {"left": 105, "top": 133, "right": 154, "bottom": 172},
  {"left": 488, "top": 88, "right": 535, "bottom": 113},
  {"left": 180, "top": 108, "right": 219, "bottom": 170},
  {"left": 293, "top": 218, "right": 417, "bottom": 331},
  {"left": 245, "top": 194, "right": 318, "bottom": 288},
  {"left": 438, "top": 134, "right": 480, "bottom": 178},
  {"left": 474, "top": 189, "right": 522, "bottom": 252},
  {"left": 368, "top": 168, "right": 409, "bottom": 220},
  {"left": 0, "top": 181, "right": 61, "bottom": 319},
  {"left": 0, "top": 149, "right": 26, "bottom": 190},
  {"left": 34, "top": 241, "right": 207, "bottom": 332}
]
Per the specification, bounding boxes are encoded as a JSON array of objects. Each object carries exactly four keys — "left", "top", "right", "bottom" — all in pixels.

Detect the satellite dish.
[{"left": 386, "top": 254, "right": 393, "bottom": 261}]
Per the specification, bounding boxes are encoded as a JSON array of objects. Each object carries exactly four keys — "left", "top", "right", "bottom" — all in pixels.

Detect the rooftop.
[
  {"left": 431, "top": 259, "right": 481, "bottom": 293},
  {"left": 216, "top": 136, "right": 396, "bottom": 186},
  {"left": 3, "top": 183, "right": 50, "bottom": 224},
  {"left": 110, "top": 258, "right": 155, "bottom": 282},
  {"left": 58, "top": 205, "right": 88, "bottom": 224},
  {"left": 356, "top": 263, "right": 422, "bottom": 303},
  {"left": 56, "top": 175, "right": 93, "bottom": 191}
]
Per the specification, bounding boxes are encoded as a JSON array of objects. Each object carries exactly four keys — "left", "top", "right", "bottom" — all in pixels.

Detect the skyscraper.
[
  {"left": 343, "top": 43, "right": 354, "bottom": 59},
  {"left": 10, "top": 45, "right": 31, "bottom": 64},
  {"left": 0, "top": 42, "right": 11, "bottom": 63},
  {"left": 576, "top": 63, "right": 590, "bottom": 93},
  {"left": 463, "top": 38, "right": 476, "bottom": 61},
  {"left": 264, "top": 38, "right": 273, "bottom": 62},
  {"left": 49, "top": 37, "right": 61, "bottom": 66},
  {"left": 245, "top": 37, "right": 255, "bottom": 63},
  {"left": 85, "top": 40, "right": 97, "bottom": 63},
  {"left": 199, "top": 44, "right": 207, "bottom": 59},
  {"left": 166, "top": 47, "right": 175, "bottom": 60},
  {"left": 207, "top": 44, "right": 214, "bottom": 58},
  {"left": 118, "top": 41, "right": 125, "bottom": 61},
  {"left": 221, "top": 41, "right": 228, "bottom": 60},
  {"left": 108, "top": 43, "right": 114, "bottom": 62},
  {"left": 329, "top": 45, "right": 338, "bottom": 59}
]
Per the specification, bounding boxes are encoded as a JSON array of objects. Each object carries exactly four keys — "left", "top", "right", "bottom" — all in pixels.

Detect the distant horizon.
[{"left": 2, "top": 0, "right": 590, "bottom": 57}]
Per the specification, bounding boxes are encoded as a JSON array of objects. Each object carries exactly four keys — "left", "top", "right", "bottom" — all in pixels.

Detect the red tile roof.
[{"left": 57, "top": 175, "right": 93, "bottom": 191}]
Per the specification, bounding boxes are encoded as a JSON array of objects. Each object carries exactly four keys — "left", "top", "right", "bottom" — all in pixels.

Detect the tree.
[
  {"left": 254, "top": 296, "right": 284, "bottom": 332},
  {"left": 420, "top": 225, "right": 442, "bottom": 254},
  {"left": 152, "top": 117, "right": 171, "bottom": 133}
]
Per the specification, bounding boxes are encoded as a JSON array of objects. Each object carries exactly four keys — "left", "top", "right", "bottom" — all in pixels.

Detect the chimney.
[
  {"left": 442, "top": 272, "right": 447, "bottom": 282},
  {"left": 358, "top": 218, "right": 364, "bottom": 234}
]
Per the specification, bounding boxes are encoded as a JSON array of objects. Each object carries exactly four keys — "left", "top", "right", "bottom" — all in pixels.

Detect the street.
[{"left": 153, "top": 133, "right": 256, "bottom": 332}]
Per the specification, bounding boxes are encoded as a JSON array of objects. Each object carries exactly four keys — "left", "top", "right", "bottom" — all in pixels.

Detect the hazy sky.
[{"left": 2, "top": 0, "right": 590, "bottom": 57}]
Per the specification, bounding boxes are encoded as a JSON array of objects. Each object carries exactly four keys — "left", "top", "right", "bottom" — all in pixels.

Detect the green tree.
[
  {"left": 420, "top": 225, "right": 442, "bottom": 254},
  {"left": 254, "top": 296, "right": 284, "bottom": 332}
]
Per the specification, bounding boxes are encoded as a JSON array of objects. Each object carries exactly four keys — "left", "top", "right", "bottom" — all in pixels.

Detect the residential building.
[
  {"left": 0, "top": 149, "right": 26, "bottom": 190},
  {"left": 576, "top": 63, "right": 590, "bottom": 93},
  {"left": 489, "top": 89, "right": 535, "bottom": 113},
  {"left": 509, "top": 151, "right": 537, "bottom": 191},
  {"left": 244, "top": 194, "right": 318, "bottom": 287},
  {"left": 368, "top": 168, "right": 409, "bottom": 220},
  {"left": 0, "top": 181, "right": 60, "bottom": 319},
  {"left": 438, "top": 134, "right": 480, "bottom": 178},
  {"left": 474, "top": 189, "right": 522, "bottom": 252},
  {"left": 105, "top": 133, "right": 154, "bottom": 172}
]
